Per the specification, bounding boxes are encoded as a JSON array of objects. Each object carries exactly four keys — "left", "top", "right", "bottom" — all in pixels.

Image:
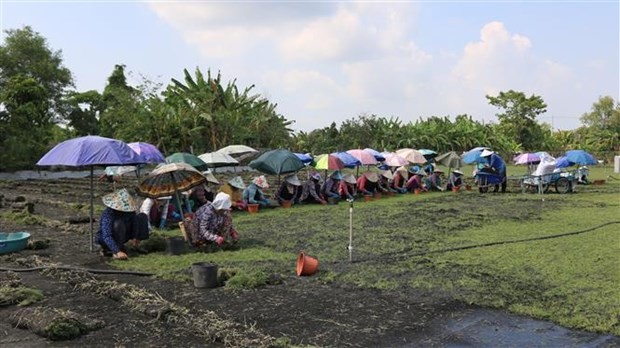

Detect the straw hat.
[
  {"left": 252, "top": 175, "right": 269, "bottom": 189},
  {"left": 453, "top": 170, "right": 463, "bottom": 175},
  {"left": 102, "top": 188, "right": 137, "bottom": 212},
  {"left": 381, "top": 170, "right": 394, "bottom": 180},
  {"left": 481, "top": 149, "right": 494, "bottom": 157},
  {"left": 212, "top": 192, "right": 232, "bottom": 210},
  {"left": 285, "top": 174, "right": 301, "bottom": 186},
  {"left": 228, "top": 176, "right": 245, "bottom": 189},
  {"left": 201, "top": 170, "right": 220, "bottom": 184},
  {"left": 434, "top": 169, "right": 444, "bottom": 174},
  {"left": 343, "top": 174, "right": 357, "bottom": 185},
  {"left": 364, "top": 172, "right": 379, "bottom": 183}
]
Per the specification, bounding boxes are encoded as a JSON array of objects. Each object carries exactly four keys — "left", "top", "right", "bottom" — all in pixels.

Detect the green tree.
[
  {"left": 65, "top": 90, "right": 103, "bottom": 136},
  {"left": 98, "top": 64, "right": 140, "bottom": 138},
  {"left": 0, "top": 26, "right": 73, "bottom": 170},
  {"left": 486, "top": 90, "right": 547, "bottom": 151}
]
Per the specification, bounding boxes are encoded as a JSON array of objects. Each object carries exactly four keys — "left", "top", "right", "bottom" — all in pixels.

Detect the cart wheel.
[
  {"left": 539, "top": 183, "right": 550, "bottom": 194},
  {"left": 555, "top": 177, "right": 571, "bottom": 194}
]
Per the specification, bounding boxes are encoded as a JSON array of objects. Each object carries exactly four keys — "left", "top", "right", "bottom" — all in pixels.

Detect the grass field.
[{"left": 114, "top": 165, "right": 620, "bottom": 335}]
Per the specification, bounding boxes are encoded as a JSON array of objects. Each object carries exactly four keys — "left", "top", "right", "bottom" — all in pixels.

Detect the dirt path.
[{"left": 1, "top": 177, "right": 618, "bottom": 347}]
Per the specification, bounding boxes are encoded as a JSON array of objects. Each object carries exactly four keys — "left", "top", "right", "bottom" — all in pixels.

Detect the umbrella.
[
  {"left": 436, "top": 151, "right": 465, "bottom": 169},
  {"left": 295, "top": 153, "right": 314, "bottom": 164},
  {"left": 347, "top": 149, "right": 378, "bottom": 165},
  {"left": 36, "top": 135, "right": 145, "bottom": 251},
  {"left": 419, "top": 149, "right": 438, "bottom": 158},
  {"left": 555, "top": 156, "right": 575, "bottom": 168},
  {"left": 395, "top": 148, "right": 426, "bottom": 164},
  {"left": 333, "top": 152, "right": 361, "bottom": 168},
  {"left": 198, "top": 152, "right": 239, "bottom": 168},
  {"left": 363, "top": 148, "right": 386, "bottom": 161},
  {"left": 216, "top": 145, "right": 258, "bottom": 157},
  {"left": 249, "top": 149, "right": 305, "bottom": 176},
  {"left": 565, "top": 150, "right": 597, "bottom": 165},
  {"left": 514, "top": 153, "right": 541, "bottom": 165},
  {"left": 166, "top": 152, "right": 209, "bottom": 171},
  {"left": 383, "top": 153, "right": 409, "bottom": 167},
  {"left": 534, "top": 151, "right": 554, "bottom": 161},
  {"left": 313, "top": 154, "right": 345, "bottom": 170},
  {"left": 462, "top": 147, "right": 490, "bottom": 164},
  {"left": 128, "top": 142, "right": 165, "bottom": 163},
  {"left": 136, "top": 162, "right": 207, "bottom": 216},
  {"left": 104, "top": 166, "right": 137, "bottom": 176}
]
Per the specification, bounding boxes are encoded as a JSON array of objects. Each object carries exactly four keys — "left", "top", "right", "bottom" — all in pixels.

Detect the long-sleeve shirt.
[
  {"left": 377, "top": 177, "right": 394, "bottom": 192},
  {"left": 321, "top": 178, "right": 340, "bottom": 198},
  {"left": 299, "top": 180, "right": 323, "bottom": 202},
  {"left": 96, "top": 208, "right": 132, "bottom": 254},
  {"left": 357, "top": 176, "right": 377, "bottom": 194},
  {"left": 242, "top": 183, "right": 267, "bottom": 204},
  {"left": 275, "top": 183, "right": 300, "bottom": 203},
  {"left": 448, "top": 174, "right": 463, "bottom": 187},
  {"left": 392, "top": 172, "right": 407, "bottom": 190},
  {"left": 189, "top": 203, "right": 235, "bottom": 243},
  {"left": 406, "top": 175, "right": 424, "bottom": 190},
  {"left": 486, "top": 154, "right": 506, "bottom": 175},
  {"left": 219, "top": 184, "right": 243, "bottom": 205},
  {"left": 425, "top": 173, "right": 442, "bottom": 190},
  {"left": 338, "top": 181, "right": 356, "bottom": 198}
]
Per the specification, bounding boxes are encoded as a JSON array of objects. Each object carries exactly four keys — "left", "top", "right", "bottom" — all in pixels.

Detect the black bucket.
[
  {"left": 191, "top": 262, "right": 219, "bottom": 288},
  {"left": 166, "top": 237, "right": 186, "bottom": 255}
]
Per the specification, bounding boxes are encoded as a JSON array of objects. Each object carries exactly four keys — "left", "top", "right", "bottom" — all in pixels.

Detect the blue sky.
[{"left": 2, "top": 1, "right": 618, "bottom": 132}]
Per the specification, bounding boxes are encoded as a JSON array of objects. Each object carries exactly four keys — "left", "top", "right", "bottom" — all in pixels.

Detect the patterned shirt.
[
  {"left": 188, "top": 203, "right": 234, "bottom": 243},
  {"left": 275, "top": 182, "right": 299, "bottom": 202},
  {"left": 321, "top": 178, "right": 340, "bottom": 198},
  {"left": 299, "top": 180, "right": 323, "bottom": 202},
  {"left": 96, "top": 208, "right": 132, "bottom": 253},
  {"left": 242, "top": 183, "right": 266, "bottom": 204}
]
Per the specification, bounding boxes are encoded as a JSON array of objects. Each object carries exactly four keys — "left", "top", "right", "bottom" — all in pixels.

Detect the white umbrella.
[
  {"left": 216, "top": 145, "right": 258, "bottom": 156},
  {"left": 395, "top": 148, "right": 426, "bottom": 164},
  {"left": 198, "top": 152, "right": 239, "bottom": 168}
]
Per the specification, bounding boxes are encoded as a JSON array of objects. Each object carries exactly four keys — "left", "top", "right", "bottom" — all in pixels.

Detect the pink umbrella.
[
  {"left": 395, "top": 148, "right": 426, "bottom": 164},
  {"left": 384, "top": 153, "right": 409, "bottom": 167},
  {"left": 346, "top": 149, "right": 378, "bottom": 165},
  {"left": 514, "top": 153, "right": 542, "bottom": 165}
]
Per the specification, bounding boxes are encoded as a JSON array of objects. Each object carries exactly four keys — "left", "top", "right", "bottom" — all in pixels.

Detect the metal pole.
[
  {"left": 90, "top": 167, "right": 94, "bottom": 252},
  {"left": 348, "top": 199, "right": 353, "bottom": 262}
]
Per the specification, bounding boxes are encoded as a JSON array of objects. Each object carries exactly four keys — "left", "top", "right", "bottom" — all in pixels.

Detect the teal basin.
[{"left": 0, "top": 232, "right": 31, "bottom": 255}]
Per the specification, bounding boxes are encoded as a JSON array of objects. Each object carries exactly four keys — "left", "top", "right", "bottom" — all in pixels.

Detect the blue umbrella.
[
  {"left": 555, "top": 156, "right": 574, "bottom": 168},
  {"left": 565, "top": 150, "right": 597, "bottom": 165},
  {"left": 128, "top": 142, "right": 166, "bottom": 163},
  {"left": 462, "top": 147, "right": 489, "bottom": 164},
  {"left": 37, "top": 135, "right": 146, "bottom": 251},
  {"left": 363, "top": 148, "right": 386, "bottom": 161},
  {"left": 333, "top": 152, "right": 361, "bottom": 168},
  {"left": 419, "top": 149, "right": 438, "bottom": 158},
  {"left": 294, "top": 153, "right": 314, "bottom": 164}
]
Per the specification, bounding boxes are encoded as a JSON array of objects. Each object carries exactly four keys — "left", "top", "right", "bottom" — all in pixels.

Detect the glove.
[
  {"left": 215, "top": 236, "right": 225, "bottom": 246},
  {"left": 230, "top": 230, "right": 239, "bottom": 241},
  {"left": 113, "top": 251, "right": 128, "bottom": 260},
  {"left": 320, "top": 200, "right": 327, "bottom": 205}
]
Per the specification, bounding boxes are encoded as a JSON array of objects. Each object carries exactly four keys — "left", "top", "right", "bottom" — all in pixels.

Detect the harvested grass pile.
[
  {"left": 44, "top": 269, "right": 276, "bottom": 347},
  {"left": 10, "top": 306, "right": 104, "bottom": 340},
  {"left": 0, "top": 275, "right": 44, "bottom": 307}
]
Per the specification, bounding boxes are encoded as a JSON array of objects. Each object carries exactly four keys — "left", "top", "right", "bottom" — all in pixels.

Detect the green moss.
[{"left": 0, "top": 285, "right": 44, "bottom": 307}]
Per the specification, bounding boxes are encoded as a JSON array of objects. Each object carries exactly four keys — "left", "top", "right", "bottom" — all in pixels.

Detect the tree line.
[{"left": 1, "top": 26, "right": 618, "bottom": 171}]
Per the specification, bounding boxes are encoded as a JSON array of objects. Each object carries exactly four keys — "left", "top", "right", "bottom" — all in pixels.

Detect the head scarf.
[
  {"left": 252, "top": 175, "right": 269, "bottom": 189},
  {"left": 212, "top": 192, "right": 232, "bottom": 210}
]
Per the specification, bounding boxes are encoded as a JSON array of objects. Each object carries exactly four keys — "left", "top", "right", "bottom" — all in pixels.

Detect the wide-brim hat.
[
  {"left": 381, "top": 170, "right": 394, "bottom": 180},
  {"left": 228, "top": 176, "right": 246, "bottom": 189},
  {"left": 331, "top": 170, "right": 343, "bottom": 180},
  {"left": 453, "top": 170, "right": 463, "bottom": 175},
  {"left": 364, "top": 172, "right": 379, "bottom": 183},
  {"left": 481, "top": 149, "right": 494, "bottom": 157},
  {"left": 396, "top": 166, "right": 409, "bottom": 179},
  {"left": 434, "top": 169, "right": 444, "bottom": 174},
  {"left": 202, "top": 171, "right": 220, "bottom": 184},
  {"left": 285, "top": 174, "right": 301, "bottom": 186},
  {"left": 253, "top": 175, "right": 269, "bottom": 189},
  {"left": 102, "top": 188, "right": 137, "bottom": 212},
  {"left": 212, "top": 192, "right": 232, "bottom": 210},
  {"left": 343, "top": 174, "right": 357, "bottom": 185}
]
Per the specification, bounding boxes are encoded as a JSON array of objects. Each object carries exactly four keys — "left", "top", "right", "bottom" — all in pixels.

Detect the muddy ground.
[{"left": 0, "top": 175, "right": 619, "bottom": 347}]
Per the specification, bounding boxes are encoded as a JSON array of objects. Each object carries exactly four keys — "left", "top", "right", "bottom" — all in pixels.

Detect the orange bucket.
[
  {"left": 296, "top": 252, "right": 319, "bottom": 276},
  {"left": 280, "top": 200, "right": 292, "bottom": 208},
  {"left": 373, "top": 192, "right": 382, "bottom": 200},
  {"left": 466, "top": 185, "right": 472, "bottom": 191},
  {"left": 414, "top": 188, "right": 421, "bottom": 195},
  {"left": 247, "top": 204, "right": 259, "bottom": 214},
  {"left": 452, "top": 186, "right": 460, "bottom": 193},
  {"left": 386, "top": 191, "right": 395, "bottom": 197},
  {"left": 363, "top": 195, "right": 372, "bottom": 202}
]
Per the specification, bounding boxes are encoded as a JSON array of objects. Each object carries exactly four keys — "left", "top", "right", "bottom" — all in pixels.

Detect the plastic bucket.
[
  {"left": 296, "top": 252, "right": 319, "bottom": 276},
  {"left": 327, "top": 197, "right": 339, "bottom": 205},
  {"left": 281, "top": 200, "right": 292, "bottom": 208},
  {"left": 466, "top": 185, "right": 472, "bottom": 191},
  {"left": 452, "top": 186, "right": 460, "bottom": 193},
  {"left": 363, "top": 195, "right": 372, "bottom": 202},
  {"left": 247, "top": 204, "right": 259, "bottom": 214},
  {"left": 191, "top": 262, "right": 219, "bottom": 288},
  {"left": 373, "top": 192, "right": 382, "bottom": 200},
  {"left": 166, "top": 236, "right": 186, "bottom": 255},
  {"left": 414, "top": 188, "right": 421, "bottom": 195},
  {"left": 386, "top": 191, "right": 395, "bottom": 197}
]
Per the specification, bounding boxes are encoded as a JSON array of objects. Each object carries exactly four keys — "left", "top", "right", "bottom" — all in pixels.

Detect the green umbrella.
[
  {"left": 249, "top": 149, "right": 305, "bottom": 182},
  {"left": 166, "top": 152, "right": 209, "bottom": 171},
  {"left": 436, "top": 151, "right": 465, "bottom": 173}
]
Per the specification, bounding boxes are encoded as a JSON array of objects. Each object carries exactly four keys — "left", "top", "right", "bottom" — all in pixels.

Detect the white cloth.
[
  {"left": 212, "top": 192, "right": 232, "bottom": 210},
  {"left": 140, "top": 198, "right": 154, "bottom": 215}
]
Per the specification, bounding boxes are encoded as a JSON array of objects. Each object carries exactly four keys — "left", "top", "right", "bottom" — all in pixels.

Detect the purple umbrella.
[
  {"left": 128, "top": 142, "right": 166, "bottom": 163},
  {"left": 514, "top": 153, "right": 541, "bottom": 165},
  {"left": 37, "top": 136, "right": 146, "bottom": 251}
]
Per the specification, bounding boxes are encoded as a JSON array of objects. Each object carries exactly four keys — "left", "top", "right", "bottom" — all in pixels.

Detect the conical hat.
[
  {"left": 381, "top": 170, "right": 394, "bottom": 180},
  {"left": 201, "top": 171, "right": 220, "bottom": 184},
  {"left": 453, "top": 170, "right": 463, "bottom": 175},
  {"left": 364, "top": 172, "right": 379, "bottom": 183},
  {"left": 228, "top": 176, "right": 245, "bottom": 189},
  {"left": 102, "top": 188, "right": 137, "bottom": 212},
  {"left": 331, "top": 170, "right": 343, "bottom": 180},
  {"left": 396, "top": 166, "right": 409, "bottom": 179},
  {"left": 285, "top": 174, "right": 301, "bottom": 186},
  {"left": 343, "top": 174, "right": 357, "bottom": 185}
]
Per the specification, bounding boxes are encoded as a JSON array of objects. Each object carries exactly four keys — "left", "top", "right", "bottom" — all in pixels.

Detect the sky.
[{"left": 2, "top": 0, "right": 618, "bottom": 133}]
